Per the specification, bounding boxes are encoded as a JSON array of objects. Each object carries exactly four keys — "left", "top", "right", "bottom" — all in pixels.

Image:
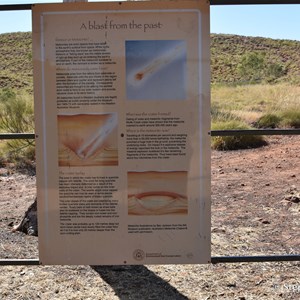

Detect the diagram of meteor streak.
[
  {"left": 57, "top": 113, "right": 118, "bottom": 166},
  {"left": 128, "top": 42, "right": 185, "bottom": 87},
  {"left": 76, "top": 113, "right": 117, "bottom": 159},
  {"left": 126, "top": 40, "right": 187, "bottom": 100}
]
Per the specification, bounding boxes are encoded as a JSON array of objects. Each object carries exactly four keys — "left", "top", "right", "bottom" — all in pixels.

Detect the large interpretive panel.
[{"left": 33, "top": 0, "right": 211, "bottom": 265}]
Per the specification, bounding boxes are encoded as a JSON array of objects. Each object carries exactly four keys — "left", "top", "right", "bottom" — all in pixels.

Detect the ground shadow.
[{"left": 91, "top": 265, "right": 189, "bottom": 300}]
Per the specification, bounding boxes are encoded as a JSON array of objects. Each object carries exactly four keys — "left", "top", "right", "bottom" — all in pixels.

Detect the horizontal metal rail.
[
  {"left": 0, "top": 0, "right": 300, "bottom": 11},
  {"left": 0, "top": 4, "right": 32, "bottom": 11},
  {"left": 0, "top": 259, "right": 40, "bottom": 266},
  {"left": 211, "top": 0, "right": 300, "bottom": 5},
  {"left": 1, "top": 255, "right": 300, "bottom": 265},
  {"left": 0, "top": 133, "right": 35, "bottom": 140},
  {"left": 1, "top": 129, "right": 300, "bottom": 140},
  {"left": 211, "top": 129, "right": 300, "bottom": 136},
  {"left": 211, "top": 254, "right": 300, "bottom": 264}
]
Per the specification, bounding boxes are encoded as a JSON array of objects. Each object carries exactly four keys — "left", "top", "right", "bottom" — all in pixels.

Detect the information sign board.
[{"left": 33, "top": 0, "right": 211, "bottom": 265}]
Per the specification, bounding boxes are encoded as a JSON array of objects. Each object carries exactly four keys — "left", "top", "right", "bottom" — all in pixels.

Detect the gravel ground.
[{"left": 0, "top": 135, "right": 299, "bottom": 300}]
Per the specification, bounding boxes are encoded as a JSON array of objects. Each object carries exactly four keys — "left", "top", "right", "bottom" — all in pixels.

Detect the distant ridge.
[
  {"left": 0, "top": 32, "right": 300, "bottom": 91},
  {"left": 0, "top": 32, "right": 32, "bottom": 92},
  {"left": 211, "top": 34, "right": 300, "bottom": 84}
]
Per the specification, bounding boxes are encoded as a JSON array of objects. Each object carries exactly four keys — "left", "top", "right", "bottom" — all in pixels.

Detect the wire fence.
[
  {"left": 1, "top": 129, "right": 300, "bottom": 141},
  {"left": 0, "top": 1, "right": 299, "bottom": 265}
]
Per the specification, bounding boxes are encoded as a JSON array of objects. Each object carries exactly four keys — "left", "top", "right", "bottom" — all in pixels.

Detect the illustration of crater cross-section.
[
  {"left": 57, "top": 113, "right": 118, "bottom": 167},
  {"left": 128, "top": 171, "right": 188, "bottom": 216}
]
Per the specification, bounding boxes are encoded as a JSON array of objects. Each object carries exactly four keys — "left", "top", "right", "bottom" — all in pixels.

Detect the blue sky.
[{"left": 0, "top": 1, "right": 300, "bottom": 41}]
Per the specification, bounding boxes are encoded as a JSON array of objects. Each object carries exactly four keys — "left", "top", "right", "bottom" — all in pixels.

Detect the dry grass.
[{"left": 212, "top": 83, "right": 300, "bottom": 129}]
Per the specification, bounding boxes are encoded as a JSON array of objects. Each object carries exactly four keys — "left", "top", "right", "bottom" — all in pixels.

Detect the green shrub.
[
  {"left": 237, "top": 52, "right": 284, "bottom": 84},
  {"left": 0, "top": 91, "right": 34, "bottom": 133},
  {"left": 0, "top": 88, "right": 16, "bottom": 102},
  {"left": 0, "top": 150, "right": 5, "bottom": 167},
  {"left": 211, "top": 120, "right": 267, "bottom": 150},
  {"left": 280, "top": 110, "right": 300, "bottom": 128},
  {"left": 237, "top": 52, "right": 265, "bottom": 83},
  {"left": 3, "top": 139, "right": 35, "bottom": 160},
  {"left": 254, "top": 113, "right": 282, "bottom": 128},
  {"left": 0, "top": 89, "right": 35, "bottom": 162},
  {"left": 265, "top": 63, "right": 285, "bottom": 82}
]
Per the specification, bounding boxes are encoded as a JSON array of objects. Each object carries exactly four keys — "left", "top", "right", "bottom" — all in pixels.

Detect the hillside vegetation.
[
  {"left": 211, "top": 34, "right": 300, "bottom": 84},
  {"left": 0, "top": 32, "right": 32, "bottom": 92},
  {"left": 0, "top": 32, "right": 299, "bottom": 155},
  {"left": 1, "top": 32, "right": 300, "bottom": 90}
]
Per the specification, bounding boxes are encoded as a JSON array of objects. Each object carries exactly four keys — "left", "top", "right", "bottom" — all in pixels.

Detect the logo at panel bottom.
[{"left": 133, "top": 249, "right": 145, "bottom": 261}]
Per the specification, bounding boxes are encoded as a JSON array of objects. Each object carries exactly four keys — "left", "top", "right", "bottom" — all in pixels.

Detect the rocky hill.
[
  {"left": 211, "top": 34, "right": 300, "bottom": 84},
  {"left": 0, "top": 32, "right": 32, "bottom": 92},
  {"left": 0, "top": 32, "right": 300, "bottom": 92}
]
